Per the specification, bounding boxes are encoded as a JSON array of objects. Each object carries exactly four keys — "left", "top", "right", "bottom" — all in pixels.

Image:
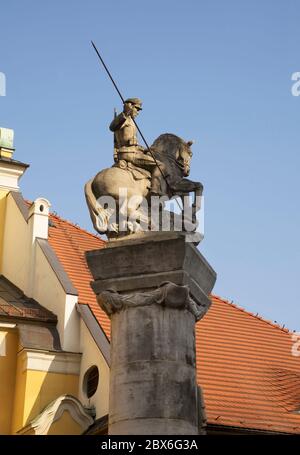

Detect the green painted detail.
[{"left": 0, "top": 128, "right": 14, "bottom": 148}]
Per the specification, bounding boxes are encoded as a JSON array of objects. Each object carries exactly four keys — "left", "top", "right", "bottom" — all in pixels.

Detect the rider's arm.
[{"left": 109, "top": 112, "right": 127, "bottom": 132}]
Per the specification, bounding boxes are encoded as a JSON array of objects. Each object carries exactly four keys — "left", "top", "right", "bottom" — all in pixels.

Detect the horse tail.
[{"left": 84, "top": 178, "right": 118, "bottom": 234}]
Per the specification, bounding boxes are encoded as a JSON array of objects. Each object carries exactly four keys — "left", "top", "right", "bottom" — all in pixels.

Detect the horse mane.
[
  {"left": 151, "top": 133, "right": 186, "bottom": 163},
  {"left": 152, "top": 133, "right": 185, "bottom": 152}
]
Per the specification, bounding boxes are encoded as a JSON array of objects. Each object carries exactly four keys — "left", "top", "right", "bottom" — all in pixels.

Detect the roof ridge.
[
  {"left": 58, "top": 222, "right": 100, "bottom": 286},
  {"left": 211, "top": 294, "right": 293, "bottom": 336},
  {"left": 50, "top": 212, "right": 105, "bottom": 243},
  {"left": 24, "top": 199, "right": 105, "bottom": 242},
  {"left": 24, "top": 198, "right": 104, "bottom": 242}
]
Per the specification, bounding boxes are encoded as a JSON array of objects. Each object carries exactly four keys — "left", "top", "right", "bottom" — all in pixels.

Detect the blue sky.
[{"left": 1, "top": 0, "right": 299, "bottom": 330}]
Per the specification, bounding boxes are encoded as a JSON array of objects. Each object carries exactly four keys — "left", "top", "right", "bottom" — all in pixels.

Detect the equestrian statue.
[{"left": 85, "top": 98, "right": 203, "bottom": 242}]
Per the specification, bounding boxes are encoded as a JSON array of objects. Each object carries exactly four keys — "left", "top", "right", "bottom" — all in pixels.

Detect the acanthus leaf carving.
[{"left": 97, "top": 281, "right": 210, "bottom": 321}]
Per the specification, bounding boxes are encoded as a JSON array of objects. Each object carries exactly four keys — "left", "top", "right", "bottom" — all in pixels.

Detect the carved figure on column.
[
  {"left": 85, "top": 98, "right": 203, "bottom": 240},
  {"left": 99, "top": 281, "right": 210, "bottom": 322}
]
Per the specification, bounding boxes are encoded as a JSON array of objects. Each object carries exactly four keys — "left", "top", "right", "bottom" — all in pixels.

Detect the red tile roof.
[
  {"left": 0, "top": 275, "right": 57, "bottom": 323},
  {"left": 48, "top": 213, "right": 111, "bottom": 338},
  {"left": 48, "top": 212, "right": 300, "bottom": 434},
  {"left": 197, "top": 296, "right": 300, "bottom": 434}
]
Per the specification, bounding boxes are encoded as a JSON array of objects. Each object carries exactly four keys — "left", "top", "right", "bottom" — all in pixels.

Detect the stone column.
[{"left": 86, "top": 233, "right": 216, "bottom": 435}]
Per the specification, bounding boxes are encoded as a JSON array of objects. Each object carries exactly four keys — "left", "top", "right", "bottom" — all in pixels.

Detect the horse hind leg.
[
  {"left": 128, "top": 196, "right": 149, "bottom": 232},
  {"left": 84, "top": 180, "right": 118, "bottom": 234},
  {"left": 117, "top": 199, "right": 139, "bottom": 234},
  {"left": 119, "top": 195, "right": 149, "bottom": 234}
]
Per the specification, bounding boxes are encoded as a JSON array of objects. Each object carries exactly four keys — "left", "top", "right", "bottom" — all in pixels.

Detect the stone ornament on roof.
[{"left": 0, "top": 128, "right": 14, "bottom": 149}]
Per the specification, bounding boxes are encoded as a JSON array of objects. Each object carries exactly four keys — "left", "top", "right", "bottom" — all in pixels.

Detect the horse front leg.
[
  {"left": 171, "top": 179, "right": 203, "bottom": 232},
  {"left": 192, "top": 187, "right": 202, "bottom": 225}
]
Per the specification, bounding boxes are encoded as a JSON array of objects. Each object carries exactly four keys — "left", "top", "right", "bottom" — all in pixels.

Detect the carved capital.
[{"left": 97, "top": 281, "right": 210, "bottom": 322}]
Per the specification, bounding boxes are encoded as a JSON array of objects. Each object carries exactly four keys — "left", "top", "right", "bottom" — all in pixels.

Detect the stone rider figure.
[{"left": 109, "top": 98, "right": 166, "bottom": 196}]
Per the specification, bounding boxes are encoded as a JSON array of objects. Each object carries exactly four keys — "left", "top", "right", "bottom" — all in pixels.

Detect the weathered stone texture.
[{"left": 86, "top": 233, "right": 216, "bottom": 435}]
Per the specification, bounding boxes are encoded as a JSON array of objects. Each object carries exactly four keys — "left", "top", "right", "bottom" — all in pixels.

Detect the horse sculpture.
[{"left": 85, "top": 133, "right": 203, "bottom": 240}]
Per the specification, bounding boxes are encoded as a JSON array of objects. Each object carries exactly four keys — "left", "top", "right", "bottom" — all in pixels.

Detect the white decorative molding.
[
  {"left": 0, "top": 322, "right": 16, "bottom": 329},
  {"left": 0, "top": 161, "right": 27, "bottom": 191},
  {"left": 77, "top": 303, "right": 110, "bottom": 366},
  {"left": 20, "top": 350, "right": 81, "bottom": 375},
  {"left": 0, "top": 332, "right": 6, "bottom": 356},
  {"left": 61, "top": 294, "right": 80, "bottom": 352},
  {"left": 28, "top": 197, "right": 51, "bottom": 240},
  {"left": 19, "top": 395, "right": 93, "bottom": 435},
  {"left": 28, "top": 197, "right": 51, "bottom": 219}
]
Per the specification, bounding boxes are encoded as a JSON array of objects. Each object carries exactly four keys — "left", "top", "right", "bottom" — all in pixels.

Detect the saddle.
[{"left": 114, "top": 160, "right": 151, "bottom": 181}]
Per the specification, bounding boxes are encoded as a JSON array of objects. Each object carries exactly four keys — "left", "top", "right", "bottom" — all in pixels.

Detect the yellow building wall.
[
  {"left": 78, "top": 320, "right": 109, "bottom": 419},
  {"left": 0, "top": 189, "right": 8, "bottom": 272},
  {"left": 47, "top": 410, "right": 82, "bottom": 435},
  {"left": 2, "top": 191, "right": 30, "bottom": 293},
  {"left": 11, "top": 350, "right": 79, "bottom": 434},
  {"left": 0, "top": 178, "right": 84, "bottom": 435},
  {"left": 0, "top": 329, "right": 18, "bottom": 434}
]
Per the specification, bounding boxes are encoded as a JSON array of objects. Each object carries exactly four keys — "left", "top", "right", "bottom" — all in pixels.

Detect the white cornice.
[
  {"left": 0, "top": 322, "right": 16, "bottom": 329},
  {"left": 0, "top": 161, "right": 27, "bottom": 191},
  {"left": 20, "top": 350, "right": 82, "bottom": 375}
]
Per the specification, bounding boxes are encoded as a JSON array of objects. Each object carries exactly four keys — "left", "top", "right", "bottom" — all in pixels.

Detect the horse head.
[
  {"left": 152, "top": 133, "right": 193, "bottom": 178},
  {"left": 176, "top": 139, "right": 193, "bottom": 177}
]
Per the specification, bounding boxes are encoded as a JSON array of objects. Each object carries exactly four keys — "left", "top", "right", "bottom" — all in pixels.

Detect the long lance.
[{"left": 91, "top": 40, "right": 176, "bottom": 198}]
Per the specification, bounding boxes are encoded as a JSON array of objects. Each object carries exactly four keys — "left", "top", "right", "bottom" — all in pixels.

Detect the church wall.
[
  {"left": 0, "top": 327, "right": 18, "bottom": 434},
  {"left": 34, "top": 243, "right": 80, "bottom": 352},
  {"left": 0, "top": 189, "right": 8, "bottom": 272},
  {"left": 0, "top": 167, "right": 107, "bottom": 434},
  {"left": 47, "top": 410, "right": 82, "bottom": 435},
  {"left": 2, "top": 194, "right": 80, "bottom": 353},
  {"left": 11, "top": 349, "right": 80, "bottom": 434},
  {"left": 78, "top": 320, "right": 109, "bottom": 419},
  {"left": 1, "top": 192, "right": 29, "bottom": 292}
]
